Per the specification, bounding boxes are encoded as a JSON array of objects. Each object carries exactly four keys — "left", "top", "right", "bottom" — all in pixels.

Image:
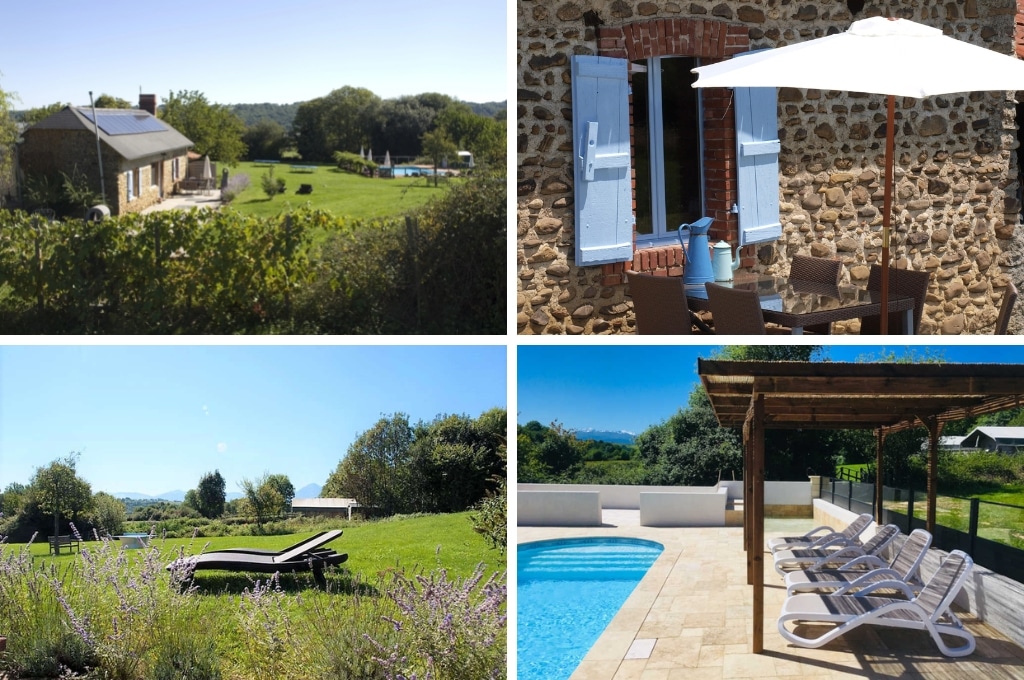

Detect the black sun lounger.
[{"left": 168, "top": 529, "right": 347, "bottom": 586}]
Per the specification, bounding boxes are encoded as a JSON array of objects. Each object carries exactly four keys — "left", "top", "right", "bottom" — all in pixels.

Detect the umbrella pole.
[{"left": 880, "top": 94, "right": 895, "bottom": 335}]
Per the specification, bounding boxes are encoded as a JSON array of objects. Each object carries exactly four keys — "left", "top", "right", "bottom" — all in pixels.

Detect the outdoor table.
[
  {"left": 114, "top": 533, "right": 151, "bottom": 549},
  {"left": 685, "top": 274, "right": 916, "bottom": 334}
]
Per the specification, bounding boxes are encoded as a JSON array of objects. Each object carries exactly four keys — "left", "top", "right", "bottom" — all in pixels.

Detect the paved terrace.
[{"left": 518, "top": 511, "right": 1024, "bottom": 680}]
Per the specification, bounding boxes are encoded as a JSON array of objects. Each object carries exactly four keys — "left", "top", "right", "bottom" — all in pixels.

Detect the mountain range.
[
  {"left": 113, "top": 482, "right": 322, "bottom": 503},
  {"left": 573, "top": 429, "right": 637, "bottom": 445}
]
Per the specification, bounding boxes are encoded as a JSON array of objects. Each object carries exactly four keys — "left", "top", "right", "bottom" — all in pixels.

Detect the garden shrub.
[
  {"left": 220, "top": 173, "right": 250, "bottom": 204},
  {"left": 470, "top": 476, "right": 507, "bottom": 554},
  {"left": 0, "top": 167, "right": 504, "bottom": 334},
  {"left": 332, "top": 151, "right": 377, "bottom": 176},
  {"left": 260, "top": 168, "right": 286, "bottom": 199}
]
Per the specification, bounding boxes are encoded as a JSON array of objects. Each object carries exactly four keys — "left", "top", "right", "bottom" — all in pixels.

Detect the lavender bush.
[
  {"left": 367, "top": 564, "right": 507, "bottom": 680},
  {"left": 0, "top": 524, "right": 505, "bottom": 680},
  {"left": 220, "top": 173, "right": 251, "bottom": 204}
]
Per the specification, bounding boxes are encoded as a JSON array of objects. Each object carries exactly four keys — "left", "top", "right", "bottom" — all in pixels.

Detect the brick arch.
[{"left": 594, "top": 19, "right": 751, "bottom": 281}]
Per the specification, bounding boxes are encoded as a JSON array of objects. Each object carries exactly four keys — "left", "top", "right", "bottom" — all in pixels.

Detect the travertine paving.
[{"left": 517, "top": 512, "right": 1024, "bottom": 679}]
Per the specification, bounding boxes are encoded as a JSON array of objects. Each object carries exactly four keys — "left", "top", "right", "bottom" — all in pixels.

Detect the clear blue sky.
[
  {"left": 0, "top": 345, "right": 506, "bottom": 497},
  {"left": 517, "top": 344, "right": 1024, "bottom": 435},
  {"left": 0, "top": 1, "right": 506, "bottom": 109}
]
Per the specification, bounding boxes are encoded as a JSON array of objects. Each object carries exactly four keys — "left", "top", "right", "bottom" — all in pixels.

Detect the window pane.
[
  {"left": 631, "top": 65, "right": 652, "bottom": 236},
  {"left": 660, "top": 57, "right": 702, "bottom": 230}
]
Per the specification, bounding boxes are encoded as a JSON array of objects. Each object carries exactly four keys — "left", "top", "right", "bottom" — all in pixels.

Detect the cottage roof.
[
  {"left": 26, "top": 106, "right": 192, "bottom": 162},
  {"left": 964, "top": 426, "right": 1024, "bottom": 441}
]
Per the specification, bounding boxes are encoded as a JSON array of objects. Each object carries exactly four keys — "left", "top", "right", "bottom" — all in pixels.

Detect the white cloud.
[{"left": 217, "top": 442, "right": 227, "bottom": 453}]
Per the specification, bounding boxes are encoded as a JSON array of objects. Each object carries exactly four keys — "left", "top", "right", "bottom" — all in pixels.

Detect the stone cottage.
[
  {"left": 19, "top": 96, "right": 192, "bottom": 216},
  {"left": 517, "top": 0, "right": 1024, "bottom": 334}
]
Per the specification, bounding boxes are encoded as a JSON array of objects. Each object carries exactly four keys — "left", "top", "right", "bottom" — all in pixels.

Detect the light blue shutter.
[
  {"left": 571, "top": 55, "right": 632, "bottom": 265},
  {"left": 734, "top": 84, "right": 781, "bottom": 247}
]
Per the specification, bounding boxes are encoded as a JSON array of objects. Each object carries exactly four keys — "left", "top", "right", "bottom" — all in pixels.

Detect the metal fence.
[{"left": 820, "top": 476, "right": 1024, "bottom": 585}]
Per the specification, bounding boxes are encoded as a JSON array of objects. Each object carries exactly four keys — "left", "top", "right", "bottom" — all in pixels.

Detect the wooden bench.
[{"left": 48, "top": 534, "right": 80, "bottom": 555}]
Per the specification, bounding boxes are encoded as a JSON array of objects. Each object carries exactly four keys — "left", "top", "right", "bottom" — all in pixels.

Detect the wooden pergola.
[{"left": 697, "top": 359, "right": 1024, "bottom": 654}]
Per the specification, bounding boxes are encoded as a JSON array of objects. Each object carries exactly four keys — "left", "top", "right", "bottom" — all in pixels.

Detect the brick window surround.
[{"left": 594, "top": 19, "right": 750, "bottom": 286}]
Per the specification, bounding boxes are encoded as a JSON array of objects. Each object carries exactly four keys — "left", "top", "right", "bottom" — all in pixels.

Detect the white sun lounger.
[
  {"left": 784, "top": 528, "right": 932, "bottom": 595},
  {"left": 778, "top": 550, "right": 975, "bottom": 657},
  {"left": 767, "top": 513, "right": 873, "bottom": 553},
  {"left": 773, "top": 524, "right": 900, "bottom": 575}
]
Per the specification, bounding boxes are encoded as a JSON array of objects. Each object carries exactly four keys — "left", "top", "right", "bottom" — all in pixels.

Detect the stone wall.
[
  {"left": 518, "top": 0, "right": 1024, "bottom": 334},
  {"left": 19, "top": 129, "right": 188, "bottom": 216}
]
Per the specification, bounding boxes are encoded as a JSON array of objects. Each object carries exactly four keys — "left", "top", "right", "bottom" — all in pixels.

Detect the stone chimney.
[{"left": 139, "top": 94, "right": 157, "bottom": 115}]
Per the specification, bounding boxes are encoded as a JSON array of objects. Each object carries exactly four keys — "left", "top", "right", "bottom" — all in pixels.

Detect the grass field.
[
  {"left": 9, "top": 511, "right": 495, "bottom": 588},
  {"left": 222, "top": 161, "right": 454, "bottom": 220},
  {"left": 0, "top": 512, "right": 506, "bottom": 678}
]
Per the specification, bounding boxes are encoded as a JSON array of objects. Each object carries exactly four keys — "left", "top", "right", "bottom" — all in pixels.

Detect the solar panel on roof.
[{"left": 79, "top": 109, "right": 167, "bottom": 135}]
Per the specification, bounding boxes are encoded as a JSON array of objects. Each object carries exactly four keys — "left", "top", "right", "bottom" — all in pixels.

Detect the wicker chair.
[
  {"left": 789, "top": 255, "right": 843, "bottom": 334},
  {"left": 860, "top": 265, "right": 930, "bottom": 335},
  {"left": 626, "top": 272, "right": 692, "bottom": 334},
  {"left": 704, "top": 282, "right": 768, "bottom": 334},
  {"left": 995, "top": 281, "right": 1018, "bottom": 335}
]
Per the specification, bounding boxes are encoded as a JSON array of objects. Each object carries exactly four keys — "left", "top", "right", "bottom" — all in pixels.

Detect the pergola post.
[
  {"left": 749, "top": 394, "right": 765, "bottom": 654},
  {"left": 874, "top": 429, "right": 885, "bottom": 524},
  {"left": 919, "top": 415, "right": 942, "bottom": 533},
  {"left": 744, "top": 418, "right": 754, "bottom": 585}
]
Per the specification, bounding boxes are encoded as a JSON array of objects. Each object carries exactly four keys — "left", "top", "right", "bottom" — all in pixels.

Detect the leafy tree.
[
  {"left": 322, "top": 413, "right": 414, "bottom": 515},
  {"left": 371, "top": 93, "right": 453, "bottom": 157},
  {"left": 636, "top": 389, "right": 743, "bottom": 485},
  {"left": 0, "top": 482, "right": 27, "bottom": 516},
  {"left": 239, "top": 473, "right": 285, "bottom": 529},
  {"left": 242, "top": 120, "right": 289, "bottom": 161},
  {"left": 264, "top": 473, "right": 295, "bottom": 510},
  {"left": 183, "top": 489, "right": 200, "bottom": 513},
  {"left": 21, "top": 101, "right": 68, "bottom": 125},
  {"left": 408, "top": 413, "right": 504, "bottom": 512},
  {"left": 0, "top": 78, "right": 21, "bottom": 204},
  {"left": 31, "top": 453, "right": 92, "bottom": 538},
  {"left": 517, "top": 422, "right": 587, "bottom": 482},
  {"left": 88, "top": 492, "right": 126, "bottom": 536},
  {"left": 292, "top": 86, "right": 381, "bottom": 162},
  {"left": 420, "top": 128, "right": 457, "bottom": 187},
  {"left": 91, "top": 93, "right": 131, "bottom": 109},
  {"left": 195, "top": 470, "right": 226, "bottom": 519},
  {"left": 713, "top": 345, "right": 823, "bottom": 362},
  {"left": 434, "top": 102, "right": 506, "bottom": 166},
  {"left": 161, "top": 90, "right": 247, "bottom": 164}
]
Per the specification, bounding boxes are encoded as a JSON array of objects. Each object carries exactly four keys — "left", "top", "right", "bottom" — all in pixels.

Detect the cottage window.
[
  {"left": 570, "top": 52, "right": 782, "bottom": 267},
  {"left": 151, "top": 162, "right": 160, "bottom": 187},
  {"left": 172, "top": 157, "right": 180, "bottom": 181},
  {"left": 632, "top": 56, "right": 704, "bottom": 247},
  {"left": 126, "top": 170, "right": 134, "bottom": 201}
]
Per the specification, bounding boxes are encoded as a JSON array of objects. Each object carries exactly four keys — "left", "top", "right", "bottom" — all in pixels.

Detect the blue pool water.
[
  {"left": 392, "top": 165, "right": 437, "bottom": 176},
  {"left": 517, "top": 537, "right": 664, "bottom": 680}
]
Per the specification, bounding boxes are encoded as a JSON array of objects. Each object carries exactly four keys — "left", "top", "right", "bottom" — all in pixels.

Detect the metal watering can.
[
  {"left": 678, "top": 217, "right": 715, "bottom": 285},
  {"left": 712, "top": 240, "right": 742, "bottom": 282}
]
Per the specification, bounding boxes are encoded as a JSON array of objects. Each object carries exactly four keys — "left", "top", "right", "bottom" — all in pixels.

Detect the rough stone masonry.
[{"left": 517, "top": 0, "right": 1024, "bottom": 334}]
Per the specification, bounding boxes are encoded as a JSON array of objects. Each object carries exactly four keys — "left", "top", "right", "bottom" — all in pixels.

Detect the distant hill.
[
  {"left": 228, "top": 102, "right": 301, "bottom": 129},
  {"left": 573, "top": 429, "right": 637, "bottom": 445},
  {"left": 295, "top": 482, "right": 322, "bottom": 498},
  {"left": 469, "top": 101, "right": 506, "bottom": 119},
  {"left": 114, "top": 490, "right": 242, "bottom": 502},
  {"left": 226, "top": 99, "right": 506, "bottom": 131}
]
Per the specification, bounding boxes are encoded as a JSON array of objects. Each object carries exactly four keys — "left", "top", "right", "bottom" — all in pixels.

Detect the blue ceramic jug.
[{"left": 678, "top": 217, "right": 715, "bottom": 285}]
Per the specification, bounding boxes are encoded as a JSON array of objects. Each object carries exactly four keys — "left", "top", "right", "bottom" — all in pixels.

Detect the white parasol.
[
  {"left": 383, "top": 150, "right": 391, "bottom": 167},
  {"left": 359, "top": 146, "right": 364, "bottom": 159},
  {"left": 367, "top": 147, "right": 373, "bottom": 164},
  {"left": 692, "top": 16, "right": 1024, "bottom": 333}
]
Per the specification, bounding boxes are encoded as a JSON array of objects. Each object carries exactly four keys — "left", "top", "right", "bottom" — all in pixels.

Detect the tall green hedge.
[{"left": 0, "top": 172, "right": 504, "bottom": 334}]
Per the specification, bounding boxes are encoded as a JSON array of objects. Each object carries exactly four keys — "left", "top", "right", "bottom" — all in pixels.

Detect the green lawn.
[
  {"left": 0, "top": 512, "right": 506, "bottom": 678},
  {"left": 10, "top": 511, "right": 496, "bottom": 586},
  {"left": 222, "top": 161, "right": 454, "bottom": 220}
]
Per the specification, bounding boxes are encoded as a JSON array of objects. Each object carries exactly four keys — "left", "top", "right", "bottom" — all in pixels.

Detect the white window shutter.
[
  {"left": 571, "top": 55, "right": 633, "bottom": 265},
  {"left": 126, "top": 170, "right": 133, "bottom": 201},
  {"left": 734, "top": 84, "right": 781, "bottom": 247}
]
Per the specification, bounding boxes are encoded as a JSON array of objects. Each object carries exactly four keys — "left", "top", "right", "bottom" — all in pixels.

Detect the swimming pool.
[{"left": 517, "top": 537, "right": 664, "bottom": 680}]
